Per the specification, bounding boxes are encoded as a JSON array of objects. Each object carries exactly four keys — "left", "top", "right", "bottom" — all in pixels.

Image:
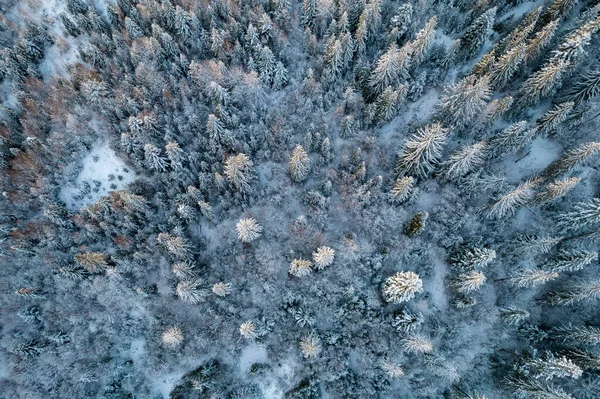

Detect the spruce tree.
[{"left": 396, "top": 123, "right": 448, "bottom": 177}]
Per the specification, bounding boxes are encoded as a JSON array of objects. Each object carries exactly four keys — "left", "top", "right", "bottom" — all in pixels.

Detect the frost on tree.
[
  {"left": 382, "top": 271, "right": 423, "bottom": 304},
  {"left": 396, "top": 123, "right": 448, "bottom": 177},
  {"left": 312, "top": 246, "right": 334, "bottom": 269},
  {"left": 236, "top": 218, "right": 263, "bottom": 243},
  {"left": 435, "top": 75, "right": 491, "bottom": 129},
  {"left": 289, "top": 144, "right": 310, "bottom": 182}
]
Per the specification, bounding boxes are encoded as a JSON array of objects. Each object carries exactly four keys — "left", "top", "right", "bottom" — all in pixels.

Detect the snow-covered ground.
[{"left": 59, "top": 143, "right": 136, "bottom": 210}]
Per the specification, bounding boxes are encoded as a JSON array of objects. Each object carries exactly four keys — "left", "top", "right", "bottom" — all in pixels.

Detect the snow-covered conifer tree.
[
  {"left": 382, "top": 271, "right": 423, "bottom": 303},
  {"left": 396, "top": 123, "right": 448, "bottom": 177}
]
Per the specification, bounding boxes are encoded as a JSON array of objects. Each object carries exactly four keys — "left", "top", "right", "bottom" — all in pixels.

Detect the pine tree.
[
  {"left": 299, "top": 333, "right": 322, "bottom": 358},
  {"left": 239, "top": 320, "right": 258, "bottom": 339},
  {"left": 410, "top": 16, "right": 437, "bottom": 66},
  {"left": 236, "top": 218, "right": 263, "bottom": 243},
  {"left": 396, "top": 123, "right": 448, "bottom": 177},
  {"left": 289, "top": 144, "right": 310, "bottom": 182},
  {"left": 539, "top": 0, "right": 577, "bottom": 25},
  {"left": 564, "top": 67, "right": 600, "bottom": 104},
  {"left": 557, "top": 198, "right": 600, "bottom": 230},
  {"left": 144, "top": 144, "right": 169, "bottom": 172},
  {"left": 544, "top": 250, "right": 596, "bottom": 273},
  {"left": 553, "top": 325, "right": 600, "bottom": 347},
  {"left": 162, "top": 327, "right": 184, "bottom": 347},
  {"left": 391, "top": 309, "right": 423, "bottom": 334},
  {"left": 176, "top": 278, "right": 209, "bottom": 304},
  {"left": 536, "top": 102, "right": 574, "bottom": 136},
  {"left": 547, "top": 279, "right": 600, "bottom": 305},
  {"left": 390, "top": 3, "right": 413, "bottom": 40},
  {"left": 212, "top": 282, "right": 231, "bottom": 297},
  {"left": 531, "top": 177, "right": 580, "bottom": 206},
  {"left": 459, "top": 7, "right": 497, "bottom": 60},
  {"left": 402, "top": 335, "right": 434, "bottom": 354},
  {"left": 383, "top": 271, "right": 423, "bottom": 303},
  {"left": 405, "top": 212, "right": 428, "bottom": 237},
  {"left": 517, "top": 60, "right": 570, "bottom": 108},
  {"left": 435, "top": 75, "right": 491, "bottom": 129},
  {"left": 499, "top": 306, "right": 530, "bottom": 325},
  {"left": 424, "top": 355, "right": 460, "bottom": 383},
  {"left": 544, "top": 142, "right": 600, "bottom": 179},
  {"left": 490, "top": 44, "right": 526, "bottom": 88},
  {"left": 224, "top": 153, "right": 254, "bottom": 194},
  {"left": 380, "top": 358, "right": 405, "bottom": 378},
  {"left": 514, "top": 235, "right": 562, "bottom": 255},
  {"left": 442, "top": 141, "right": 487, "bottom": 180},
  {"left": 165, "top": 141, "right": 185, "bottom": 170},
  {"left": 453, "top": 270, "right": 486, "bottom": 294},
  {"left": 523, "top": 351, "right": 583, "bottom": 380},
  {"left": 289, "top": 259, "right": 312, "bottom": 277},
  {"left": 74, "top": 252, "right": 108, "bottom": 273},
  {"left": 506, "top": 376, "right": 576, "bottom": 399},
  {"left": 390, "top": 176, "right": 415, "bottom": 204},
  {"left": 550, "top": 15, "right": 600, "bottom": 65},
  {"left": 312, "top": 246, "right": 335, "bottom": 270},
  {"left": 452, "top": 247, "right": 496, "bottom": 269},
  {"left": 560, "top": 349, "right": 600, "bottom": 371},
  {"left": 525, "top": 19, "right": 559, "bottom": 62},
  {"left": 485, "top": 179, "right": 540, "bottom": 219},
  {"left": 369, "top": 43, "right": 411, "bottom": 94},
  {"left": 507, "top": 269, "right": 559, "bottom": 288}
]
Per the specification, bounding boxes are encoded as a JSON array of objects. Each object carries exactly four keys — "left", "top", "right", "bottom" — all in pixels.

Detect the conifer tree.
[
  {"left": 499, "top": 306, "right": 530, "bottom": 325},
  {"left": 396, "top": 123, "right": 448, "bottom": 177},
  {"left": 536, "top": 102, "right": 574, "bottom": 136},
  {"left": 523, "top": 351, "right": 583, "bottom": 380},
  {"left": 74, "top": 252, "right": 108, "bottom": 273},
  {"left": 299, "top": 333, "right": 321, "bottom": 358},
  {"left": 436, "top": 75, "right": 491, "bottom": 129},
  {"left": 369, "top": 43, "right": 411, "bottom": 94},
  {"left": 544, "top": 142, "right": 600, "bottom": 179},
  {"left": 405, "top": 212, "right": 428, "bottom": 237},
  {"left": 289, "top": 144, "right": 310, "bottom": 182},
  {"left": 165, "top": 141, "right": 185, "bottom": 170},
  {"left": 517, "top": 60, "right": 570, "bottom": 108},
  {"left": 514, "top": 235, "right": 562, "bottom": 255},
  {"left": 383, "top": 271, "right": 423, "bottom": 304},
  {"left": 289, "top": 259, "right": 312, "bottom": 277},
  {"left": 144, "top": 144, "right": 169, "bottom": 172},
  {"left": 236, "top": 218, "right": 263, "bottom": 243},
  {"left": 550, "top": 15, "right": 600, "bottom": 65},
  {"left": 490, "top": 44, "right": 526, "bottom": 88},
  {"left": 442, "top": 141, "right": 487, "bottom": 180},
  {"left": 176, "top": 278, "right": 208, "bottom": 304},
  {"left": 312, "top": 246, "right": 335, "bottom": 270},
  {"left": 452, "top": 247, "right": 496, "bottom": 269},
  {"left": 547, "top": 279, "right": 600, "bottom": 305},
  {"left": 224, "top": 153, "right": 254, "bottom": 194},
  {"left": 459, "top": 7, "right": 497, "bottom": 60},
  {"left": 544, "top": 250, "right": 596, "bottom": 273},
  {"left": 402, "top": 335, "right": 434, "bottom": 354},
  {"left": 410, "top": 16, "right": 437, "bottom": 66},
  {"left": 390, "top": 176, "right": 415, "bottom": 204},
  {"left": 453, "top": 270, "right": 486, "bottom": 294},
  {"left": 390, "top": 3, "right": 413, "bottom": 40},
  {"left": 531, "top": 177, "right": 580, "bottom": 206},
  {"left": 525, "top": 19, "right": 559, "bottom": 62},
  {"left": 485, "top": 179, "right": 540, "bottom": 219},
  {"left": 553, "top": 325, "right": 600, "bottom": 347},
  {"left": 507, "top": 269, "right": 559, "bottom": 288},
  {"left": 564, "top": 67, "right": 600, "bottom": 104}
]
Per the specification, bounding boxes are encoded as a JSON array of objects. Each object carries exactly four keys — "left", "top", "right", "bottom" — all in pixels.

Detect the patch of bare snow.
[
  {"left": 60, "top": 142, "right": 136, "bottom": 210},
  {"left": 503, "top": 137, "right": 562, "bottom": 182}
]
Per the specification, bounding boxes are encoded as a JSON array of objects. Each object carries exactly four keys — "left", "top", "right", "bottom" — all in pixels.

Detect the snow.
[
  {"left": 502, "top": 137, "right": 562, "bottom": 182},
  {"left": 434, "top": 29, "right": 455, "bottom": 49},
  {"left": 239, "top": 344, "right": 268, "bottom": 374},
  {"left": 59, "top": 142, "right": 136, "bottom": 210}
]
